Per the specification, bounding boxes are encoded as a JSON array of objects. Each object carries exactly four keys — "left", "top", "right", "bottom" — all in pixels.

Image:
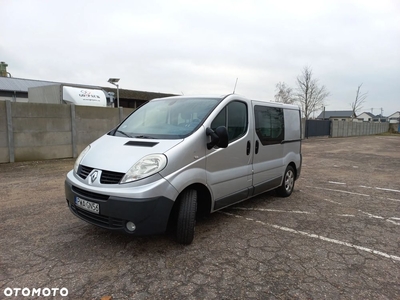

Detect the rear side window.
[
  {"left": 211, "top": 101, "right": 248, "bottom": 142},
  {"left": 284, "top": 109, "right": 301, "bottom": 140},
  {"left": 255, "top": 106, "right": 284, "bottom": 145}
]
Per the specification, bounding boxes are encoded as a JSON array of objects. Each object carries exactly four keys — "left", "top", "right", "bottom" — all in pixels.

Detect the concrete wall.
[
  {"left": 331, "top": 121, "right": 389, "bottom": 138},
  {"left": 74, "top": 105, "right": 131, "bottom": 154},
  {"left": 12, "top": 102, "right": 72, "bottom": 161},
  {"left": 0, "top": 101, "right": 9, "bottom": 163},
  {"left": 0, "top": 101, "right": 133, "bottom": 163},
  {"left": 0, "top": 101, "right": 393, "bottom": 163}
]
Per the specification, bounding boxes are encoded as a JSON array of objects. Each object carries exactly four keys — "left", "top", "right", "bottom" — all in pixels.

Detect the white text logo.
[{"left": 3, "top": 287, "right": 68, "bottom": 297}]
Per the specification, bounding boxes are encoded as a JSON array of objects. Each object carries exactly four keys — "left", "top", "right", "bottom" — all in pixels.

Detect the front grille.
[
  {"left": 78, "top": 165, "right": 93, "bottom": 179},
  {"left": 72, "top": 185, "right": 109, "bottom": 200},
  {"left": 100, "top": 170, "right": 125, "bottom": 184},
  {"left": 71, "top": 205, "right": 125, "bottom": 229},
  {"left": 78, "top": 165, "right": 124, "bottom": 184}
]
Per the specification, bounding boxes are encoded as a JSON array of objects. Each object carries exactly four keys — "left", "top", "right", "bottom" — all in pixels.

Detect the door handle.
[
  {"left": 255, "top": 140, "right": 259, "bottom": 154},
  {"left": 246, "top": 141, "right": 251, "bottom": 155}
]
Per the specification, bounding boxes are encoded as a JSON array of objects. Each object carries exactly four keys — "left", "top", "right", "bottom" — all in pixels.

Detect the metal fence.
[{"left": 305, "top": 120, "right": 331, "bottom": 138}]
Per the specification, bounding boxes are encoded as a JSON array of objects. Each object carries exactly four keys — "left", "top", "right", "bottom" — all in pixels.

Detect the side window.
[
  {"left": 255, "top": 106, "right": 284, "bottom": 145},
  {"left": 211, "top": 101, "right": 248, "bottom": 142}
]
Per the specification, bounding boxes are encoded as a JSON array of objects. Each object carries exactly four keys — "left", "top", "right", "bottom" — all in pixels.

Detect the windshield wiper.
[
  {"left": 135, "top": 135, "right": 155, "bottom": 139},
  {"left": 116, "top": 130, "right": 132, "bottom": 138}
]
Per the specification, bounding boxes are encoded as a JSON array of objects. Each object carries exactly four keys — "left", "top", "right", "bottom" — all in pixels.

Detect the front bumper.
[{"left": 65, "top": 172, "right": 176, "bottom": 236}]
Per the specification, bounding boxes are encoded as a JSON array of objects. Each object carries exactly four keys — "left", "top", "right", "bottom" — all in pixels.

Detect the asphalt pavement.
[{"left": 0, "top": 135, "right": 399, "bottom": 299}]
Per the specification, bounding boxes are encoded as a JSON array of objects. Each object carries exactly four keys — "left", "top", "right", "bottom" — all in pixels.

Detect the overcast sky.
[{"left": 1, "top": 0, "right": 399, "bottom": 116}]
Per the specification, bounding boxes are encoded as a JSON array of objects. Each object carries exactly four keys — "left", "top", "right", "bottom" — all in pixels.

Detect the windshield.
[{"left": 115, "top": 97, "right": 221, "bottom": 139}]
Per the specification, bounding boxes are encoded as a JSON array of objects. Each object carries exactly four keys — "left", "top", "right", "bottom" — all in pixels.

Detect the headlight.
[
  {"left": 73, "top": 145, "right": 91, "bottom": 173},
  {"left": 121, "top": 154, "right": 167, "bottom": 184}
]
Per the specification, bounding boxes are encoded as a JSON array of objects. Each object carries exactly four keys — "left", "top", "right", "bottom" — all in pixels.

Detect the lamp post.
[{"left": 107, "top": 78, "right": 120, "bottom": 107}]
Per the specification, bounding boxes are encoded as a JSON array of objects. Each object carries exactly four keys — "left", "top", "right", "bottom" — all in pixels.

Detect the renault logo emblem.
[{"left": 90, "top": 170, "right": 99, "bottom": 183}]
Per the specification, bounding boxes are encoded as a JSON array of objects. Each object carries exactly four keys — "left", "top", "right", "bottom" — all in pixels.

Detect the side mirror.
[{"left": 206, "top": 126, "right": 228, "bottom": 149}]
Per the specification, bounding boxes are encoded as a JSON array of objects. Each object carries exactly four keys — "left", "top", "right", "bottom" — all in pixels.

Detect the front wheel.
[
  {"left": 176, "top": 189, "right": 197, "bottom": 245},
  {"left": 276, "top": 165, "right": 295, "bottom": 197}
]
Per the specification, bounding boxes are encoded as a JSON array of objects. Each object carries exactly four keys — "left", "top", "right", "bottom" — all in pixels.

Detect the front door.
[{"left": 205, "top": 100, "right": 253, "bottom": 210}]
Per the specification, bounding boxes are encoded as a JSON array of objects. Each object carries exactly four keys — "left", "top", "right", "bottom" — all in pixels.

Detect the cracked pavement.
[{"left": 0, "top": 135, "right": 399, "bottom": 299}]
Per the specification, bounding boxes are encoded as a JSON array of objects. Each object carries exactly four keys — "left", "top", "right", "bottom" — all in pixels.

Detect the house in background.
[
  {"left": 388, "top": 111, "right": 400, "bottom": 123},
  {"left": 316, "top": 110, "right": 356, "bottom": 121},
  {"left": 372, "top": 114, "right": 387, "bottom": 123},
  {"left": 357, "top": 112, "right": 374, "bottom": 122},
  {"left": 317, "top": 110, "right": 391, "bottom": 123},
  {"left": 358, "top": 112, "right": 387, "bottom": 122}
]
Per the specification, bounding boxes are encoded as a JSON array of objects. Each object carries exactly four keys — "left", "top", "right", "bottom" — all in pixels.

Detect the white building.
[
  {"left": 388, "top": 111, "right": 400, "bottom": 123},
  {"left": 357, "top": 112, "right": 375, "bottom": 122}
]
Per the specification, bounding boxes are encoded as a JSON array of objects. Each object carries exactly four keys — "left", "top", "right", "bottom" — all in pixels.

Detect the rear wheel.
[
  {"left": 277, "top": 165, "right": 295, "bottom": 197},
  {"left": 176, "top": 189, "right": 197, "bottom": 245}
]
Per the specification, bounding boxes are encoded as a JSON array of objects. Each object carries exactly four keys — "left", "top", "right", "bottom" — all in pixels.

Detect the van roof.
[
  {"left": 151, "top": 94, "right": 300, "bottom": 110},
  {"left": 151, "top": 95, "right": 226, "bottom": 101},
  {"left": 251, "top": 99, "right": 300, "bottom": 110}
]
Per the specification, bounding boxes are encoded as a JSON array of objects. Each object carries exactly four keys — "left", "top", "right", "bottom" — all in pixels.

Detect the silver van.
[{"left": 65, "top": 94, "right": 302, "bottom": 244}]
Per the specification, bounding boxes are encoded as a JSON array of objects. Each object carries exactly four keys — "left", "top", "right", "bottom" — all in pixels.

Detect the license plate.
[{"left": 75, "top": 197, "right": 99, "bottom": 214}]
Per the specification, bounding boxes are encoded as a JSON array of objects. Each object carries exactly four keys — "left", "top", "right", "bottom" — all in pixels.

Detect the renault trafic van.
[{"left": 65, "top": 94, "right": 302, "bottom": 244}]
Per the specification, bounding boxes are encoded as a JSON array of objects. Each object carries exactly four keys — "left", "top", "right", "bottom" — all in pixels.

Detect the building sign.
[{"left": 63, "top": 86, "right": 107, "bottom": 107}]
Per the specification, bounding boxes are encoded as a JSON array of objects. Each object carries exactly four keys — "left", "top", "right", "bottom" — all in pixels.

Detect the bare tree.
[
  {"left": 351, "top": 83, "right": 368, "bottom": 119},
  {"left": 274, "top": 82, "right": 295, "bottom": 104},
  {"left": 295, "top": 66, "right": 329, "bottom": 120}
]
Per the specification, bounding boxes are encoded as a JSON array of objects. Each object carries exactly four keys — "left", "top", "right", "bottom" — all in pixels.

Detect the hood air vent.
[{"left": 124, "top": 141, "right": 158, "bottom": 147}]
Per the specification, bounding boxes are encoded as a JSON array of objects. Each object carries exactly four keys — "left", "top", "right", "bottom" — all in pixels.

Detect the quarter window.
[
  {"left": 211, "top": 101, "right": 248, "bottom": 142},
  {"left": 255, "top": 106, "right": 284, "bottom": 145}
]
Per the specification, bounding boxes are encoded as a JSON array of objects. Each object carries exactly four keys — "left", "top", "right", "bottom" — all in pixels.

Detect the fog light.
[{"left": 126, "top": 221, "right": 136, "bottom": 232}]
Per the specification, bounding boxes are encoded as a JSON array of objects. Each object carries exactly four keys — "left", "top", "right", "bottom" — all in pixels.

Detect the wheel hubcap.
[{"left": 285, "top": 170, "right": 294, "bottom": 192}]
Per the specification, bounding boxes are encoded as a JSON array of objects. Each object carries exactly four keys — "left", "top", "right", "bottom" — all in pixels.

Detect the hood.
[{"left": 80, "top": 134, "right": 183, "bottom": 173}]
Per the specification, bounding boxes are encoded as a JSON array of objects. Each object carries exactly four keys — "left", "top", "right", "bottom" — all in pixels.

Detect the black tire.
[
  {"left": 276, "top": 165, "right": 295, "bottom": 197},
  {"left": 176, "top": 189, "right": 197, "bottom": 245}
]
